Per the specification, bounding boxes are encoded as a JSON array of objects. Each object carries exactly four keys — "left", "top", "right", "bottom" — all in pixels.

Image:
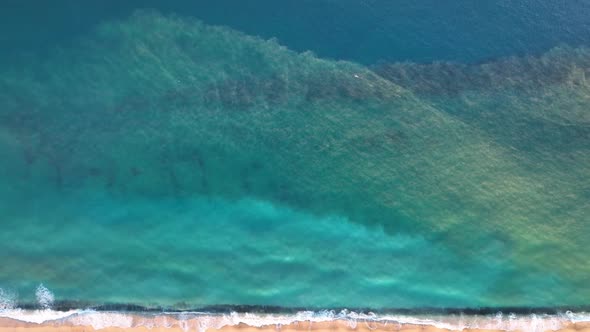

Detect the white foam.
[
  {"left": 67, "top": 311, "right": 134, "bottom": 330},
  {"left": 0, "top": 288, "right": 16, "bottom": 310},
  {"left": 0, "top": 309, "right": 589, "bottom": 332},
  {"left": 35, "top": 284, "right": 54, "bottom": 309},
  {"left": 0, "top": 309, "right": 83, "bottom": 324}
]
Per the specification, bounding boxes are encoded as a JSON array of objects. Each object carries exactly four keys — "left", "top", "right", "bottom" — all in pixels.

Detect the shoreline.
[
  {"left": 8, "top": 302, "right": 590, "bottom": 316},
  {"left": 1, "top": 317, "right": 590, "bottom": 332},
  {"left": 1, "top": 310, "right": 590, "bottom": 332}
]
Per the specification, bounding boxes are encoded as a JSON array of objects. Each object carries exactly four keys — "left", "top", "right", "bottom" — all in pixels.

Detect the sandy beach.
[{"left": 1, "top": 316, "right": 590, "bottom": 332}]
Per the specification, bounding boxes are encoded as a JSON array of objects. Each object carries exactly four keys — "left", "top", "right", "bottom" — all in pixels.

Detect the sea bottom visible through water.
[
  {"left": 0, "top": 189, "right": 512, "bottom": 308},
  {"left": 2, "top": 9, "right": 590, "bottom": 324}
]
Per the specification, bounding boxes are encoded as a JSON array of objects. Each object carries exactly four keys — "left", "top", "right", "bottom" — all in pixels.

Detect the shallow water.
[{"left": 0, "top": 2, "right": 589, "bottom": 314}]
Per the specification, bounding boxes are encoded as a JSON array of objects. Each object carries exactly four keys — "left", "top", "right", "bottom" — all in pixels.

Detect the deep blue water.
[{"left": 2, "top": 0, "right": 590, "bottom": 64}]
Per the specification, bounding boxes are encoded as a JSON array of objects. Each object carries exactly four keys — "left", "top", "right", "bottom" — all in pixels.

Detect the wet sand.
[{"left": 1, "top": 317, "right": 589, "bottom": 332}]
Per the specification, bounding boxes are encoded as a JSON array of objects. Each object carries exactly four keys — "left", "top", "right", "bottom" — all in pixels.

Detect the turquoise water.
[{"left": 0, "top": 3, "right": 589, "bottom": 311}]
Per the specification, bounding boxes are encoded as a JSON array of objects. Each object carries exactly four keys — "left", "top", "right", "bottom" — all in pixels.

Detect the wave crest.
[
  {"left": 35, "top": 284, "right": 55, "bottom": 309},
  {"left": 0, "top": 288, "right": 16, "bottom": 310}
]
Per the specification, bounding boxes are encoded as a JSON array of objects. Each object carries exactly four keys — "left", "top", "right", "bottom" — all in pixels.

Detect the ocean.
[{"left": 0, "top": 1, "right": 589, "bottom": 330}]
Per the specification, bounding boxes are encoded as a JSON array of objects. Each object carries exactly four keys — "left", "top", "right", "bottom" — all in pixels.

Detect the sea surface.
[{"left": 1, "top": 0, "right": 590, "bottom": 327}]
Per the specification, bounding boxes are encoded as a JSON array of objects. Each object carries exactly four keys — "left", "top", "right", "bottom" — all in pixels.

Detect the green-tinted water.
[{"left": 0, "top": 11, "right": 589, "bottom": 309}]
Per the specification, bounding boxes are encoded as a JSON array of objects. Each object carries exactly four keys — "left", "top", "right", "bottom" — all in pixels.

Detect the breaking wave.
[
  {"left": 0, "top": 288, "right": 16, "bottom": 310},
  {"left": 1, "top": 308, "right": 590, "bottom": 332},
  {"left": 35, "top": 284, "right": 55, "bottom": 309}
]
